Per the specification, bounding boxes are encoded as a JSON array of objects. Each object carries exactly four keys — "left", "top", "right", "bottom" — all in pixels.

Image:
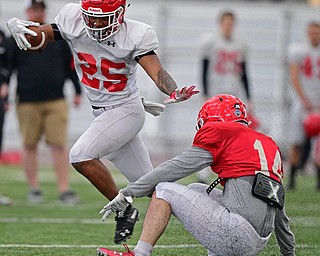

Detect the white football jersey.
[
  {"left": 200, "top": 34, "right": 247, "bottom": 99},
  {"left": 54, "top": 3, "right": 159, "bottom": 107},
  {"left": 288, "top": 42, "right": 320, "bottom": 104}
]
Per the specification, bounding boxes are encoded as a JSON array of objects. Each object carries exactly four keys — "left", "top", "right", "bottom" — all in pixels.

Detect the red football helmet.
[
  {"left": 80, "top": 0, "right": 126, "bottom": 42},
  {"left": 303, "top": 112, "right": 320, "bottom": 137},
  {"left": 196, "top": 94, "right": 248, "bottom": 130}
]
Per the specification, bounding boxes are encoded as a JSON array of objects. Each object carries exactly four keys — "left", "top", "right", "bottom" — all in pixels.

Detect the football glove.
[
  {"left": 6, "top": 18, "right": 39, "bottom": 50},
  {"left": 141, "top": 96, "right": 165, "bottom": 116},
  {"left": 99, "top": 190, "right": 133, "bottom": 221},
  {"left": 164, "top": 85, "right": 199, "bottom": 104}
]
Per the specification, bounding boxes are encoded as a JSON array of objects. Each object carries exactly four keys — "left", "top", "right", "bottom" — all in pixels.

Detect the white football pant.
[{"left": 69, "top": 96, "right": 153, "bottom": 182}]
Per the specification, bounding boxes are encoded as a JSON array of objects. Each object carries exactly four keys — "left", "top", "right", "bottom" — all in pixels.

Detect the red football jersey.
[{"left": 193, "top": 122, "right": 283, "bottom": 184}]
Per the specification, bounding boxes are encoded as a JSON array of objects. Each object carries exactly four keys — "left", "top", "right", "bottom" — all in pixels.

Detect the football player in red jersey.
[
  {"left": 6, "top": 0, "right": 199, "bottom": 244},
  {"left": 98, "top": 94, "right": 295, "bottom": 256}
]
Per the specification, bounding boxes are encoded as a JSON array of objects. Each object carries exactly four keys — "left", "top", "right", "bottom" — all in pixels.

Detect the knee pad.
[{"left": 69, "top": 142, "right": 93, "bottom": 163}]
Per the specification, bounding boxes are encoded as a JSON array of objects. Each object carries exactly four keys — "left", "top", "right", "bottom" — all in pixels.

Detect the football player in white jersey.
[
  {"left": 197, "top": 11, "right": 252, "bottom": 183},
  {"left": 6, "top": 0, "right": 199, "bottom": 244},
  {"left": 287, "top": 21, "right": 320, "bottom": 190}
]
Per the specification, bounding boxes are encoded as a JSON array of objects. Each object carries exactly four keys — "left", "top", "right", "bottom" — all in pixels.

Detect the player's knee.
[
  {"left": 155, "top": 182, "right": 186, "bottom": 203},
  {"left": 187, "top": 183, "right": 207, "bottom": 190},
  {"left": 69, "top": 142, "right": 93, "bottom": 164},
  {"left": 155, "top": 182, "right": 174, "bottom": 192}
]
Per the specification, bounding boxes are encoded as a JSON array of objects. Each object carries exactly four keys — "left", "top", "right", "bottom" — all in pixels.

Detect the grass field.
[{"left": 0, "top": 164, "right": 319, "bottom": 256}]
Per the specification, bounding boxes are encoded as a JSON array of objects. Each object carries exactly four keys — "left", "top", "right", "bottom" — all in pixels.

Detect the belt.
[
  {"left": 92, "top": 104, "right": 119, "bottom": 110},
  {"left": 92, "top": 105, "right": 105, "bottom": 110},
  {"left": 92, "top": 98, "right": 135, "bottom": 110}
]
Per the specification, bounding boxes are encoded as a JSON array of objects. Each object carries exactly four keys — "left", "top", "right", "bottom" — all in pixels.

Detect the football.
[{"left": 25, "top": 26, "right": 48, "bottom": 52}]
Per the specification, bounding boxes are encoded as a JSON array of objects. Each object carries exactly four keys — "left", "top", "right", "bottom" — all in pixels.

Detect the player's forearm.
[
  {"left": 291, "top": 79, "right": 306, "bottom": 102},
  {"left": 139, "top": 54, "right": 177, "bottom": 95},
  {"left": 122, "top": 147, "right": 213, "bottom": 198},
  {"left": 274, "top": 208, "right": 296, "bottom": 256},
  {"left": 289, "top": 63, "right": 308, "bottom": 104},
  {"left": 41, "top": 24, "right": 55, "bottom": 42},
  {"left": 241, "top": 61, "right": 250, "bottom": 100},
  {"left": 155, "top": 68, "right": 178, "bottom": 95},
  {"left": 202, "top": 58, "right": 209, "bottom": 97},
  {"left": 0, "top": 68, "right": 10, "bottom": 85}
]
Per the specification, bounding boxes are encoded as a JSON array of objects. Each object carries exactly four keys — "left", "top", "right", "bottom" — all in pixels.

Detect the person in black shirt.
[
  {"left": 0, "top": 29, "right": 10, "bottom": 158},
  {"left": 0, "top": 28, "right": 12, "bottom": 206},
  {"left": 8, "top": 0, "right": 82, "bottom": 204}
]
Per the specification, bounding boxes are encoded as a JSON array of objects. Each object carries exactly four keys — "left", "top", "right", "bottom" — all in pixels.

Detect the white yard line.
[
  {"left": 1, "top": 216, "right": 319, "bottom": 227},
  {"left": 0, "top": 244, "right": 317, "bottom": 249},
  {"left": 0, "top": 217, "right": 106, "bottom": 224},
  {"left": 0, "top": 217, "right": 318, "bottom": 251}
]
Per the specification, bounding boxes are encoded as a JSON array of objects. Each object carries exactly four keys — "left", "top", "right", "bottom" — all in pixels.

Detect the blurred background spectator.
[
  {"left": 197, "top": 10, "right": 252, "bottom": 183},
  {"left": 0, "top": 22, "right": 12, "bottom": 206},
  {"left": 7, "top": 0, "right": 82, "bottom": 204},
  {"left": 287, "top": 21, "right": 320, "bottom": 190},
  {"left": 199, "top": 11, "right": 251, "bottom": 104}
]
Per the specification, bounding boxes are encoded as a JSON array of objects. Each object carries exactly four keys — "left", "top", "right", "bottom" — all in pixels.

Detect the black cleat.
[{"left": 114, "top": 204, "right": 139, "bottom": 244}]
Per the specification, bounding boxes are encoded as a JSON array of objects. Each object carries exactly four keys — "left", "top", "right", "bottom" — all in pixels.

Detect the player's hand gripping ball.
[{"left": 25, "top": 26, "right": 48, "bottom": 52}]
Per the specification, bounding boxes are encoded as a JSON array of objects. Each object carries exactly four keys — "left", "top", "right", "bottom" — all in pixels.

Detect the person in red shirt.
[{"left": 97, "top": 94, "right": 295, "bottom": 256}]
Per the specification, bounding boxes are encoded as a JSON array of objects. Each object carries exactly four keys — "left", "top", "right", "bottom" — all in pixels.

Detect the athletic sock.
[
  {"left": 299, "top": 137, "right": 311, "bottom": 170},
  {"left": 316, "top": 166, "right": 320, "bottom": 190},
  {"left": 133, "top": 240, "right": 154, "bottom": 256},
  {"left": 288, "top": 165, "right": 297, "bottom": 189}
]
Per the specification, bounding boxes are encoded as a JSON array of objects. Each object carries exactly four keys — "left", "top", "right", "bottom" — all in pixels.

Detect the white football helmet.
[{"left": 80, "top": 0, "right": 126, "bottom": 42}]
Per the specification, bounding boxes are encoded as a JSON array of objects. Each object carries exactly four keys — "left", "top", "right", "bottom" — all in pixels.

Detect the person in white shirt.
[
  {"left": 287, "top": 21, "right": 320, "bottom": 190},
  {"left": 197, "top": 11, "right": 252, "bottom": 183}
]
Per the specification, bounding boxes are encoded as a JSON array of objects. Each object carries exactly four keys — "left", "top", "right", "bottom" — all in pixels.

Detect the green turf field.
[{"left": 0, "top": 164, "right": 319, "bottom": 256}]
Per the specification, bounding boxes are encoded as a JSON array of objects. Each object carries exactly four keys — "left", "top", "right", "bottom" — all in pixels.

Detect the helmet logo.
[
  {"left": 234, "top": 103, "right": 241, "bottom": 117},
  {"left": 89, "top": 0, "right": 104, "bottom": 4},
  {"left": 88, "top": 7, "right": 103, "bottom": 12},
  {"left": 234, "top": 109, "right": 241, "bottom": 117}
]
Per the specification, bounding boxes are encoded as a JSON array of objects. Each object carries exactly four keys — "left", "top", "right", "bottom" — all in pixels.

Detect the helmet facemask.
[{"left": 81, "top": 4, "right": 125, "bottom": 42}]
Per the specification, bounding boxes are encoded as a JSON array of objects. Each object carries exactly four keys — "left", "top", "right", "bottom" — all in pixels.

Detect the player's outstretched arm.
[
  {"left": 6, "top": 18, "right": 54, "bottom": 51},
  {"left": 139, "top": 53, "right": 199, "bottom": 104}
]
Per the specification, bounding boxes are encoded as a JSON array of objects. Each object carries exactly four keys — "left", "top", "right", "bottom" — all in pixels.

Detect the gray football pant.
[{"left": 155, "top": 182, "right": 270, "bottom": 256}]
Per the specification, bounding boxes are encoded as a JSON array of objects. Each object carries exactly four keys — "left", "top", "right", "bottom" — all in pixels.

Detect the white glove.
[
  {"left": 6, "top": 18, "right": 40, "bottom": 50},
  {"left": 99, "top": 190, "right": 133, "bottom": 221},
  {"left": 164, "top": 85, "right": 200, "bottom": 104},
  {"left": 141, "top": 97, "right": 165, "bottom": 116}
]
